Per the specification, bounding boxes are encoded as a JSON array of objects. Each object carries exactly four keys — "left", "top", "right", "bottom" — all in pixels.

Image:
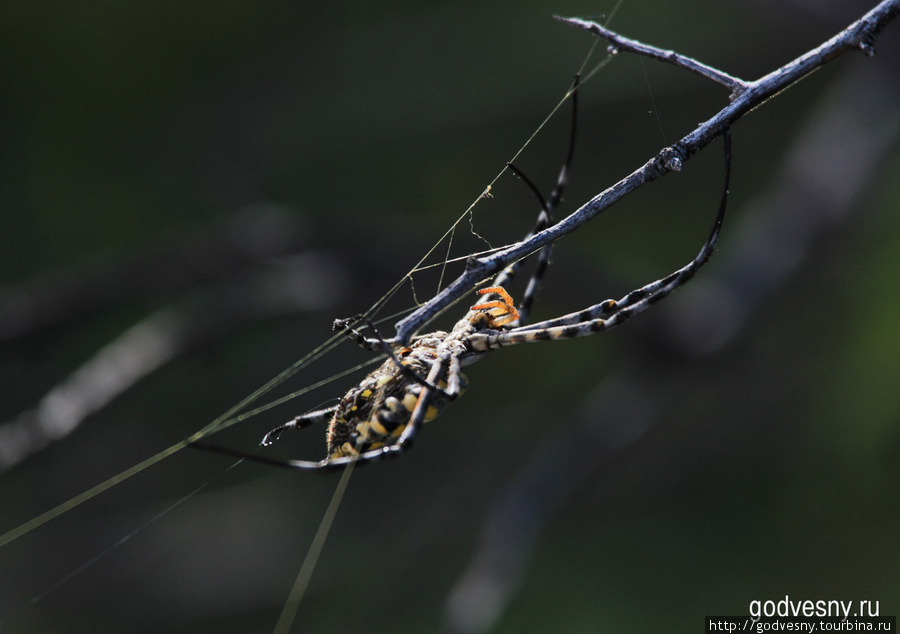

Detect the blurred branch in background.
[
  {"left": 0, "top": 206, "right": 305, "bottom": 342},
  {"left": 0, "top": 206, "right": 349, "bottom": 471},
  {"left": 442, "top": 22, "right": 900, "bottom": 634}
]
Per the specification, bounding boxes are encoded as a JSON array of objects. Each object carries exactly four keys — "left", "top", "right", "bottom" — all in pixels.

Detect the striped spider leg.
[{"left": 489, "top": 73, "right": 581, "bottom": 327}]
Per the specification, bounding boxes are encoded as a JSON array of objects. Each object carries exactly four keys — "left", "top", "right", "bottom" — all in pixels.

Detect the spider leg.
[
  {"left": 510, "top": 243, "right": 721, "bottom": 334},
  {"left": 261, "top": 404, "right": 339, "bottom": 446},
  {"left": 508, "top": 256, "right": 705, "bottom": 334},
  {"left": 377, "top": 351, "right": 453, "bottom": 457},
  {"left": 332, "top": 316, "right": 384, "bottom": 351},
  {"left": 188, "top": 405, "right": 340, "bottom": 467},
  {"left": 492, "top": 75, "right": 579, "bottom": 326},
  {"left": 470, "top": 127, "right": 732, "bottom": 350},
  {"left": 188, "top": 441, "right": 331, "bottom": 471},
  {"left": 472, "top": 286, "right": 521, "bottom": 327},
  {"left": 397, "top": 349, "right": 463, "bottom": 441}
]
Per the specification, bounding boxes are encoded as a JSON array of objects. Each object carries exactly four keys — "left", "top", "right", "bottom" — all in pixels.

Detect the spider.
[{"left": 192, "top": 88, "right": 733, "bottom": 472}]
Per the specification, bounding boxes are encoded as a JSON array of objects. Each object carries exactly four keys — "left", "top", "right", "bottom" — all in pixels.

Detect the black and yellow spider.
[{"left": 193, "top": 95, "right": 732, "bottom": 472}]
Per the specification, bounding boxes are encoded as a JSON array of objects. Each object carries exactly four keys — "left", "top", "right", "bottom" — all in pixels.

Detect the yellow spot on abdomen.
[{"left": 402, "top": 393, "right": 419, "bottom": 412}]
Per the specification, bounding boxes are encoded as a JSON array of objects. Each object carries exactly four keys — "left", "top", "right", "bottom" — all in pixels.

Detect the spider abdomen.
[{"left": 325, "top": 340, "right": 468, "bottom": 460}]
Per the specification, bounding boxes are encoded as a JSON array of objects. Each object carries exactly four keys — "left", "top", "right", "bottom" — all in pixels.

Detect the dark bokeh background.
[{"left": 1, "top": 1, "right": 898, "bottom": 632}]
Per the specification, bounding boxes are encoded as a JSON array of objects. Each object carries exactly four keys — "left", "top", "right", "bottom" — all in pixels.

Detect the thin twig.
[
  {"left": 392, "top": 0, "right": 899, "bottom": 345},
  {"left": 553, "top": 16, "right": 748, "bottom": 95}
]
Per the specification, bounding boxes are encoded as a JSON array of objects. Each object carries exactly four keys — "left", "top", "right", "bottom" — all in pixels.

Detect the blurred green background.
[{"left": 1, "top": 0, "right": 898, "bottom": 632}]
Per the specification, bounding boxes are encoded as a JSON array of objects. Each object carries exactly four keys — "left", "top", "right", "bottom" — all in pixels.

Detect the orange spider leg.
[
  {"left": 472, "top": 300, "right": 511, "bottom": 317},
  {"left": 472, "top": 286, "right": 520, "bottom": 327}
]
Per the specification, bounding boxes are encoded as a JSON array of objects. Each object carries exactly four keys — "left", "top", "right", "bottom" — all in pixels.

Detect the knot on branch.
[
  {"left": 852, "top": 4, "right": 898, "bottom": 57},
  {"left": 857, "top": 34, "right": 878, "bottom": 56},
  {"left": 658, "top": 146, "right": 685, "bottom": 173},
  {"left": 854, "top": 20, "right": 880, "bottom": 56}
]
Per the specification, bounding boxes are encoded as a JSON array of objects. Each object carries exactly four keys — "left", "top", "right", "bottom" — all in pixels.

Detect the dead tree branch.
[{"left": 393, "top": 0, "right": 899, "bottom": 345}]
